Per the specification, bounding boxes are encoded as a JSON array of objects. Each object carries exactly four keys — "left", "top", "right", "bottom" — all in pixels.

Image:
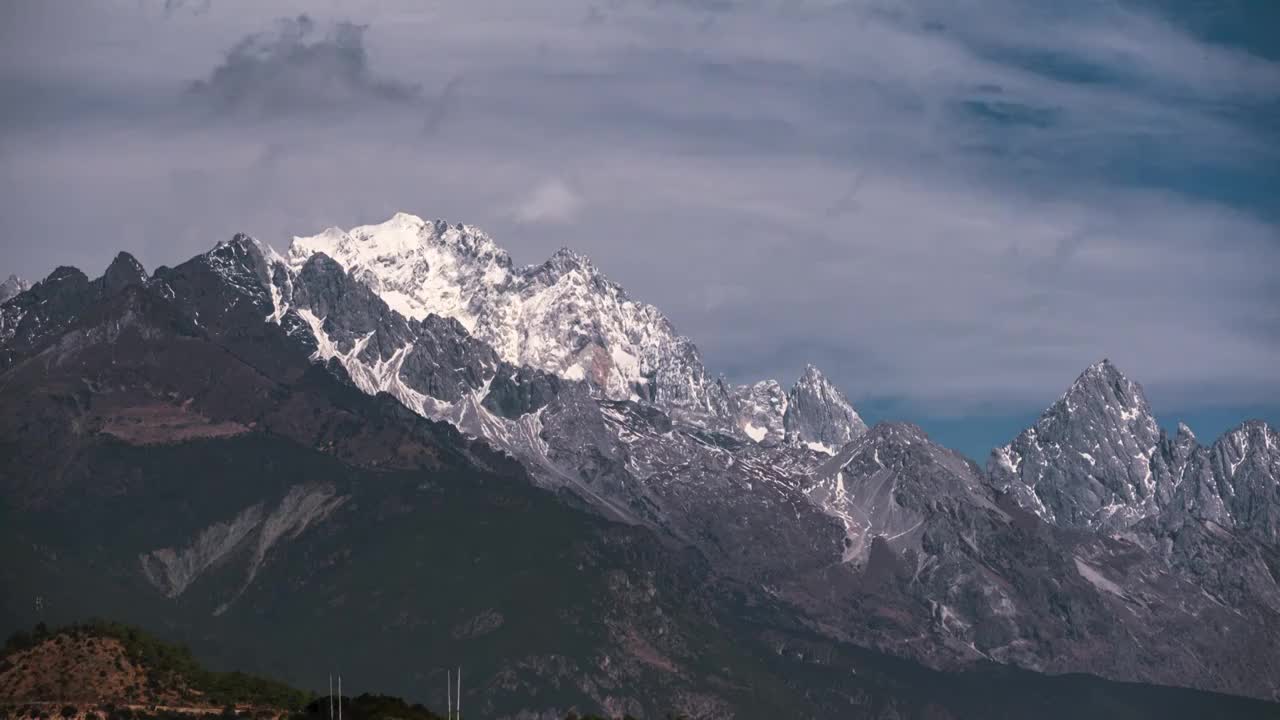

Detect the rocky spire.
[
  {"left": 783, "top": 364, "right": 868, "bottom": 453},
  {"left": 988, "top": 359, "right": 1168, "bottom": 531},
  {"left": 100, "top": 252, "right": 148, "bottom": 294},
  {"left": 0, "top": 275, "right": 29, "bottom": 304}
]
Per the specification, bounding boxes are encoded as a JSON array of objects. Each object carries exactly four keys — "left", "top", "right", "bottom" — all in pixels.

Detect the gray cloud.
[
  {"left": 422, "top": 75, "right": 465, "bottom": 137},
  {"left": 508, "top": 178, "right": 585, "bottom": 225},
  {"left": 823, "top": 171, "right": 869, "bottom": 218},
  {"left": 188, "top": 14, "right": 419, "bottom": 117},
  {"left": 162, "top": 0, "right": 210, "bottom": 16}
]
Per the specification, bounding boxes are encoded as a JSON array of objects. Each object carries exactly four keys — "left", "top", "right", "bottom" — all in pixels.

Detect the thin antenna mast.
[
  {"left": 456, "top": 667, "right": 461, "bottom": 720},
  {"left": 447, "top": 670, "right": 452, "bottom": 720},
  {"left": 329, "top": 674, "right": 333, "bottom": 720},
  {"left": 337, "top": 675, "right": 342, "bottom": 720}
]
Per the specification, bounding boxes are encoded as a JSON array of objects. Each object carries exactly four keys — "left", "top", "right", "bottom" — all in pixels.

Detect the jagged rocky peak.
[
  {"left": 0, "top": 275, "right": 28, "bottom": 304},
  {"left": 285, "top": 211, "right": 728, "bottom": 417},
  {"left": 1151, "top": 418, "right": 1280, "bottom": 545},
  {"left": 1175, "top": 421, "right": 1197, "bottom": 445},
  {"left": 202, "top": 233, "right": 276, "bottom": 295},
  {"left": 1, "top": 267, "right": 86, "bottom": 347},
  {"left": 289, "top": 252, "right": 413, "bottom": 364},
  {"left": 1064, "top": 359, "right": 1154, "bottom": 419},
  {"left": 3, "top": 254, "right": 149, "bottom": 343},
  {"left": 0, "top": 264, "right": 114, "bottom": 368},
  {"left": 528, "top": 246, "right": 598, "bottom": 282},
  {"left": 990, "top": 359, "right": 1280, "bottom": 544},
  {"left": 1218, "top": 420, "right": 1280, "bottom": 458},
  {"left": 988, "top": 358, "right": 1169, "bottom": 532},
  {"left": 210, "top": 232, "right": 266, "bottom": 268},
  {"left": 100, "top": 251, "right": 148, "bottom": 293},
  {"left": 1167, "top": 421, "right": 1200, "bottom": 464},
  {"left": 783, "top": 364, "right": 868, "bottom": 453},
  {"left": 287, "top": 212, "right": 512, "bottom": 329},
  {"left": 280, "top": 246, "right": 501, "bottom": 412},
  {"left": 1204, "top": 420, "right": 1280, "bottom": 542},
  {"left": 42, "top": 265, "right": 91, "bottom": 287},
  {"left": 15, "top": 266, "right": 94, "bottom": 309},
  {"left": 731, "top": 379, "right": 788, "bottom": 443}
]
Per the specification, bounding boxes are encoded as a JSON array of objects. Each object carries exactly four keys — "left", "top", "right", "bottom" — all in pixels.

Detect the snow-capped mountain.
[
  {"left": 262, "top": 213, "right": 881, "bottom": 578},
  {"left": 0, "top": 275, "right": 28, "bottom": 304},
  {"left": 253, "top": 215, "right": 1280, "bottom": 697},
  {"left": 284, "top": 213, "right": 871, "bottom": 448},
  {"left": 287, "top": 213, "right": 731, "bottom": 421},
  {"left": 247, "top": 235, "right": 847, "bottom": 579},
  {"left": 990, "top": 359, "right": 1280, "bottom": 543},
  {"left": 5, "top": 218, "right": 1280, "bottom": 702}
]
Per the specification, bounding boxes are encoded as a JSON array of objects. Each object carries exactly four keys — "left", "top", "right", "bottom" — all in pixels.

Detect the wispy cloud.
[
  {"left": 422, "top": 75, "right": 465, "bottom": 137},
  {"left": 508, "top": 178, "right": 585, "bottom": 225}
]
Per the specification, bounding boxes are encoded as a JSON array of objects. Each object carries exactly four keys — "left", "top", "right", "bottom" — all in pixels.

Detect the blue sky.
[{"left": 0, "top": 0, "right": 1276, "bottom": 460}]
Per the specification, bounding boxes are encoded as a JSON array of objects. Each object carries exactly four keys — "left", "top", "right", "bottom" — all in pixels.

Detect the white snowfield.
[
  {"left": 289, "top": 213, "right": 722, "bottom": 412},
  {"left": 283, "top": 212, "right": 867, "bottom": 447}
]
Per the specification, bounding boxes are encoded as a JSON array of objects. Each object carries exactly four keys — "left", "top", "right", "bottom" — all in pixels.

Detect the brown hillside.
[
  {"left": 0, "top": 633, "right": 185, "bottom": 705},
  {"left": 1, "top": 623, "right": 308, "bottom": 716}
]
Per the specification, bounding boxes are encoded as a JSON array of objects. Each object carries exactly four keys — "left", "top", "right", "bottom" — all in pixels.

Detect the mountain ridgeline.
[{"left": 1, "top": 213, "right": 1277, "bottom": 718}]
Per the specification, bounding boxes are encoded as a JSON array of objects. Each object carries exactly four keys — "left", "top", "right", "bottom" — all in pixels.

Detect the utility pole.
[
  {"left": 447, "top": 670, "right": 452, "bottom": 720},
  {"left": 337, "top": 675, "right": 342, "bottom": 720},
  {"left": 456, "top": 667, "right": 461, "bottom": 720}
]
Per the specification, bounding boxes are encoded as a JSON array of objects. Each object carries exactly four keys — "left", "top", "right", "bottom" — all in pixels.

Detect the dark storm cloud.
[{"left": 188, "top": 14, "right": 419, "bottom": 116}]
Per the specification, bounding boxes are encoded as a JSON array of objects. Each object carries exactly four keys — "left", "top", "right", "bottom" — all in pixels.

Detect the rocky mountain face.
[
  {"left": 729, "top": 380, "right": 788, "bottom": 444},
  {"left": 0, "top": 253, "right": 149, "bottom": 372},
  {"left": 989, "top": 360, "right": 1280, "bottom": 543},
  {"left": 989, "top": 360, "right": 1169, "bottom": 531},
  {"left": 799, "top": 423, "right": 1280, "bottom": 700},
  {"left": 2, "top": 213, "right": 1279, "bottom": 715},
  {"left": 985, "top": 362, "right": 1280, "bottom": 666},
  {"left": 0, "top": 274, "right": 28, "bottom": 304},
  {"left": 784, "top": 364, "right": 869, "bottom": 452}
]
